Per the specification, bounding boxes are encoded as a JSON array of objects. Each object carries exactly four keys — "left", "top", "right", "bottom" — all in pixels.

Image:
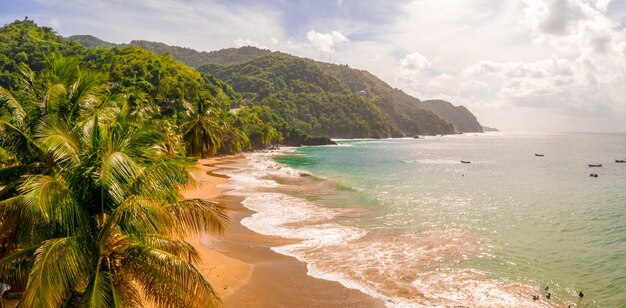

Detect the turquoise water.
[{"left": 274, "top": 133, "right": 626, "bottom": 307}]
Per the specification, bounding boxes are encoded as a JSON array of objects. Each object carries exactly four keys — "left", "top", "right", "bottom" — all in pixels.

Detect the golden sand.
[{"left": 184, "top": 155, "right": 383, "bottom": 307}]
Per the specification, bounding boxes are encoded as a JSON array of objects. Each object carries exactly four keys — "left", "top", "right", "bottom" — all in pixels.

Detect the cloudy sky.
[{"left": 2, "top": 0, "right": 626, "bottom": 132}]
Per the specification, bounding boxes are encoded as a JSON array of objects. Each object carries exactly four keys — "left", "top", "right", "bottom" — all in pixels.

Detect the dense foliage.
[
  {"left": 0, "top": 20, "right": 290, "bottom": 306},
  {"left": 0, "top": 55, "right": 227, "bottom": 307},
  {"left": 68, "top": 34, "right": 118, "bottom": 49},
  {"left": 73, "top": 37, "right": 476, "bottom": 137},
  {"left": 200, "top": 53, "right": 456, "bottom": 137},
  {"left": 200, "top": 54, "right": 404, "bottom": 138},
  {"left": 0, "top": 19, "right": 83, "bottom": 89},
  {"left": 0, "top": 19, "right": 284, "bottom": 161},
  {"left": 126, "top": 43, "right": 273, "bottom": 67}
]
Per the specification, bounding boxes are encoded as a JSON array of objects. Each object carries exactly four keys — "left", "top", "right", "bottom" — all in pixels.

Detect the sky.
[{"left": 2, "top": 0, "right": 626, "bottom": 132}]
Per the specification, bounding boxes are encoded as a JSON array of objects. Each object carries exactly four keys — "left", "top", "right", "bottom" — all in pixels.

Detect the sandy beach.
[
  {"left": 1, "top": 155, "right": 381, "bottom": 308},
  {"left": 186, "top": 156, "right": 384, "bottom": 307}
]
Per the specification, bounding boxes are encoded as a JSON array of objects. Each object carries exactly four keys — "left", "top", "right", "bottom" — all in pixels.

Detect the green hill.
[
  {"left": 129, "top": 43, "right": 481, "bottom": 134},
  {"left": 0, "top": 19, "right": 328, "bottom": 150},
  {"left": 68, "top": 34, "right": 118, "bottom": 49},
  {"left": 420, "top": 100, "right": 483, "bottom": 133},
  {"left": 1, "top": 20, "right": 238, "bottom": 112},
  {"left": 199, "top": 53, "right": 457, "bottom": 137},
  {"left": 70, "top": 36, "right": 273, "bottom": 68},
  {"left": 315, "top": 62, "right": 466, "bottom": 134},
  {"left": 200, "top": 53, "right": 405, "bottom": 138},
  {"left": 64, "top": 28, "right": 482, "bottom": 138}
]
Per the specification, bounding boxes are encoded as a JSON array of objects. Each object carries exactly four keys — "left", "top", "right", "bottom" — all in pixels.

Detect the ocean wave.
[{"left": 223, "top": 150, "right": 554, "bottom": 307}]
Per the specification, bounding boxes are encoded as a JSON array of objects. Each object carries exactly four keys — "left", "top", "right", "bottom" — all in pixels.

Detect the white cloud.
[
  {"left": 233, "top": 38, "right": 261, "bottom": 48},
  {"left": 306, "top": 30, "right": 348, "bottom": 53},
  {"left": 400, "top": 52, "right": 431, "bottom": 72},
  {"left": 528, "top": 0, "right": 590, "bottom": 36},
  {"left": 461, "top": 80, "right": 491, "bottom": 91},
  {"left": 7, "top": 0, "right": 626, "bottom": 132},
  {"left": 20, "top": 0, "right": 287, "bottom": 54}
]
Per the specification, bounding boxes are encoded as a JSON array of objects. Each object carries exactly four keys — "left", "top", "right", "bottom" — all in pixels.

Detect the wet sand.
[{"left": 187, "top": 156, "right": 384, "bottom": 307}]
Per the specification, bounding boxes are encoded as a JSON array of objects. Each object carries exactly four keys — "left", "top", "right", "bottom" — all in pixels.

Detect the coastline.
[{"left": 188, "top": 155, "right": 384, "bottom": 307}]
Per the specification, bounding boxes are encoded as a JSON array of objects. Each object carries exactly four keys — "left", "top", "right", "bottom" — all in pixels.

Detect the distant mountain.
[
  {"left": 69, "top": 37, "right": 483, "bottom": 136},
  {"left": 68, "top": 35, "right": 119, "bottom": 49},
  {"left": 128, "top": 42, "right": 273, "bottom": 67},
  {"left": 482, "top": 126, "right": 500, "bottom": 132},
  {"left": 199, "top": 53, "right": 455, "bottom": 138},
  {"left": 70, "top": 36, "right": 274, "bottom": 69},
  {"left": 420, "top": 100, "right": 483, "bottom": 133},
  {"left": 151, "top": 44, "right": 482, "bottom": 134},
  {"left": 315, "top": 63, "right": 483, "bottom": 133}
]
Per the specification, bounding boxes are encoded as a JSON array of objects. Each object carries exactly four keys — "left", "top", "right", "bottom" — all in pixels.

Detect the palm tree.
[
  {"left": 0, "top": 56, "right": 229, "bottom": 307},
  {"left": 180, "top": 100, "right": 225, "bottom": 158}
]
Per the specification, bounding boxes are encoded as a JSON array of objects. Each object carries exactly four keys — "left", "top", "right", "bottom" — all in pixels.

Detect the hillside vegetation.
[
  {"left": 120, "top": 42, "right": 482, "bottom": 134},
  {"left": 200, "top": 54, "right": 410, "bottom": 138},
  {"left": 0, "top": 19, "right": 287, "bottom": 160}
]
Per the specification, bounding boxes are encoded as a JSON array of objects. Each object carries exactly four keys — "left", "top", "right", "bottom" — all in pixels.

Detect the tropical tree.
[
  {"left": 179, "top": 100, "right": 225, "bottom": 158},
  {"left": 0, "top": 56, "right": 229, "bottom": 307}
]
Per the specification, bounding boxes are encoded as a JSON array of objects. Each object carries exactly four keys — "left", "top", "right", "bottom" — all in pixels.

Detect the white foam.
[
  {"left": 416, "top": 159, "right": 463, "bottom": 165},
  {"left": 221, "top": 150, "right": 549, "bottom": 308}
]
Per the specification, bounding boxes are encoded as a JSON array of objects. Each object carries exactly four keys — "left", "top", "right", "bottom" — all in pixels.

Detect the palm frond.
[
  {"left": 0, "top": 245, "right": 38, "bottom": 286},
  {"left": 166, "top": 199, "right": 229, "bottom": 237},
  {"left": 81, "top": 259, "right": 114, "bottom": 308},
  {"left": 35, "top": 115, "right": 80, "bottom": 164},
  {"left": 21, "top": 236, "right": 96, "bottom": 308},
  {"left": 122, "top": 245, "right": 220, "bottom": 308},
  {"left": 127, "top": 160, "right": 193, "bottom": 204},
  {"left": 42, "top": 83, "right": 68, "bottom": 114},
  {"left": 17, "top": 62, "right": 36, "bottom": 98},
  {"left": 103, "top": 196, "right": 173, "bottom": 238},
  {"left": 111, "top": 272, "right": 144, "bottom": 308},
  {"left": 69, "top": 70, "right": 105, "bottom": 112},
  {"left": 132, "top": 236, "right": 200, "bottom": 263},
  {"left": 100, "top": 151, "right": 142, "bottom": 205},
  {"left": 0, "top": 119, "right": 44, "bottom": 155},
  {"left": 0, "top": 86, "right": 26, "bottom": 122},
  {"left": 18, "top": 174, "right": 90, "bottom": 234}
]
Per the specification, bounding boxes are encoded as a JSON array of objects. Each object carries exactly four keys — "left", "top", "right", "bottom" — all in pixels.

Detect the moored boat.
[
  {"left": 616, "top": 160, "right": 626, "bottom": 163},
  {"left": 461, "top": 160, "right": 471, "bottom": 164},
  {"left": 535, "top": 154, "right": 544, "bottom": 157},
  {"left": 588, "top": 164, "right": 602, "bottom": 167}
]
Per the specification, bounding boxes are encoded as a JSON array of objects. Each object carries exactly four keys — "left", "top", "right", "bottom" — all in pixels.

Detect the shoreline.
[{"left": 188, "top": 155, "right": 384, "bottom": 307}]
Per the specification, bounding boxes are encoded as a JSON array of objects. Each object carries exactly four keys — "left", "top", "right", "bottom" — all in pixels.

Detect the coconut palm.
[
  {"left": 180, "top": 100, "right": 225, "bottom": 158},
  {"left": 0, "top": 54, "right": 106, "bottom": 191},
  {"left": 0, "top": 56, "right": 229, "bottom": 307}
]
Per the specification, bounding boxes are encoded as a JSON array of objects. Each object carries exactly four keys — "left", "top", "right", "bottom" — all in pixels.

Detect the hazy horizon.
[{"left": 2, "top": 0, "right": 625, "bottom": 133}]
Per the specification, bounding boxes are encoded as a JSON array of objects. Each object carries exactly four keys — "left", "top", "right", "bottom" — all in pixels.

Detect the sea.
[{"left": 220, "top": 132, "right": 626, "bottom": 307}]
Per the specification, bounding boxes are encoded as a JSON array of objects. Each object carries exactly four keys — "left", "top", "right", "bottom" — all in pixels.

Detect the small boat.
[
  {"left": 588, "top": 164, "right": 602, "bottom": 167},
  {"left": 589, "top": 173, "right": 598, "bottom": 177},
  {"left": 461, "top": 160, "right": 471, "bottom": 164},
  {"left": 616, "top": 160, "right": 626, "bottom": 163},
  {"left": 413, "top": 135, "right": 421, "bottom": 139},
  {"left": 535, "top": 154, "right": 544, "bottom": 157}
]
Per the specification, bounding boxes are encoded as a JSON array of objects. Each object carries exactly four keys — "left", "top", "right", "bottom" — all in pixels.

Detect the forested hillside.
[
  {"left": 120, "top": 41, "right": 481, "bottom": 134},
  {"left": 69, "top": 36, "right": 273, "bottom": 68},
  {"left": 0, "top": 19, "right": 297, "bottom": 167},
  {"left": 199, "top": 54, "right": 455, "bottom": 137},
  {"left": 200, "top": 54, "right": 412, "bottom": 138},
  {"left": 420, "top": 100, "right": 483, "bottom": 133}
]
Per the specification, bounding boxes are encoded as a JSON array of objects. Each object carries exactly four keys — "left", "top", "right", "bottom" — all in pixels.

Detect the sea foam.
[{"left": 220, "top": 151, "right": 553, "bottom": 307}]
